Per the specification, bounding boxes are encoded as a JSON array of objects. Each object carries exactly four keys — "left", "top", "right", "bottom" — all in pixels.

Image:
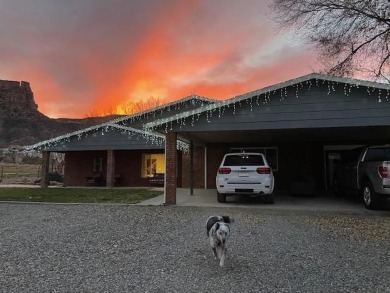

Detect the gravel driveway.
[{"left": 0, "top": 203, "right": 389, "bottom": 293}]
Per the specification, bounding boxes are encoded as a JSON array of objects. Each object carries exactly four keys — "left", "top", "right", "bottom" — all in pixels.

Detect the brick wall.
[
  {"left": 64, "top": 151, "right": 106, "bottom": 186},
  {"left": 106, "top": 150, "right": 115, "bottom": 187},
  {"left": 165, "top": 132, "right": 177, "bottom": 205},
  {"left": 62, "top": 141, "right": 326, "bottom": 192},
  {"left": 64, "top": 149, "right": 164, "bottom": 187},
  {"left": 206, "top": 145, "right": 230, "bottom": 189},
  {"left": 115, "top": 150, "right": 161, "bottom": 187}
]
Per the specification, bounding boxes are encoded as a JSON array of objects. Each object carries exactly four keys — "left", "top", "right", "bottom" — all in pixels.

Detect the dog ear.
[{"left": 222, "top": 216, "right": 234, "bottom": 224}]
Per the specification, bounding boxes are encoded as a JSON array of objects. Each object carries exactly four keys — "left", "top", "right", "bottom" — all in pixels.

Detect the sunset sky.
[{"left": 0, "top": 0, "right": 319, "bottom": 118}]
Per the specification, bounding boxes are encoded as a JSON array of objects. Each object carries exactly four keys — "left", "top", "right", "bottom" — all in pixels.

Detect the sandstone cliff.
[{"left": 0, "top": 80, "right": 117, "bottom": 148}]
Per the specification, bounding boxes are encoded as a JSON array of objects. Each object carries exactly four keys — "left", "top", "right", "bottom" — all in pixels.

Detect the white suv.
[{"left": 216, "top": 152, "right": 275, "bottom": 203}]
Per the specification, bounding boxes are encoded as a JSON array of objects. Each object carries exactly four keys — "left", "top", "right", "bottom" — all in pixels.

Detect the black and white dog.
[{"left": 206, "top": 215, "right": 234, "bottom": 267}]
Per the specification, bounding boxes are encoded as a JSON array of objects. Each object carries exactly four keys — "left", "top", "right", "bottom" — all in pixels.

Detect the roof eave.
[{"left": 144, "top": 73, "right": 390, "bottom": 130}]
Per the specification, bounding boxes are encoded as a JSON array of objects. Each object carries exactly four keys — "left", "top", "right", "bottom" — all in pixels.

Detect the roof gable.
[{"left": 25, "top": 94, "right": 215, "bottom": 151}]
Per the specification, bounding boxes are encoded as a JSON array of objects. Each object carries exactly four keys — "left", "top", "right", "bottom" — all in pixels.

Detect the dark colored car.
[{"left": 333, "top": 145, "right": 390, "bottom": 209}]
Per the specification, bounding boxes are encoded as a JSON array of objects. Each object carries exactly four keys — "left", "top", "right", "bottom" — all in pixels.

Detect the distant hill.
[{"left": 0, "top": 79, "right": 121, "bottom": 148}]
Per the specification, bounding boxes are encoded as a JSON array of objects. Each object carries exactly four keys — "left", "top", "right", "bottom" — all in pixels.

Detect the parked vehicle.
[
  {"left": 333, "top": 145, "right": 390, "bottom": 209},
  {"left": 216, "top": 152, "right": 275, "bottom": 203}
]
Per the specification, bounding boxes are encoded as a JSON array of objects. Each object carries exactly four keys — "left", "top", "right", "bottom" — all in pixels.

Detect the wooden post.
[
  {"left": 190, "top": 140, "right": 194, "bottom": 195},
  {"left": 106, "top": 150, "right": 115, "bottom": 187},
  {"left": 41, "top": 151, "right": 50, "bottom": 188}
]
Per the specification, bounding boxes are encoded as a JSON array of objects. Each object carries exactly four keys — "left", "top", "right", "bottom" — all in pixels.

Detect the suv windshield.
[{"left": 223, "top": 154, "right": 264, "bottom": 166}]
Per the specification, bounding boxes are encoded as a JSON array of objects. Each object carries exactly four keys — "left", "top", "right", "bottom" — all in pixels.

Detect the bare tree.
[
  {"left": 270, "top": 0, "right": 390, "bottom": 82},
  {"left": 119, "top": 96, "right": 168, "bottom": 115},
  {"left": 134, "top": 96, "right": 168, "bottom": 113},
  {"left": 87, "top": 96, "right": 168, "bottom": 118},
  {"left": 86, "top": 106, "right": 117, "bottom": 118}
]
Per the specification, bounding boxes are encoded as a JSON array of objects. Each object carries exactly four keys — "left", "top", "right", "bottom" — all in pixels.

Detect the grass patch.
[{"left": 0, "top": 187, "right": 163, "bottom": 204}]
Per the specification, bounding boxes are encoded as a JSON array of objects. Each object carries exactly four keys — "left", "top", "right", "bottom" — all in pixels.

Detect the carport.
[{"left": 145, "top": 73, "right": 390, "bottom": 205}]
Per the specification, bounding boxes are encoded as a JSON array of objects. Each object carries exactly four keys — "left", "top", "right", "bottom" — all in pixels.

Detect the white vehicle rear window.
[{"left": 223, "top": 155, "right": 264, "bottom": 166}]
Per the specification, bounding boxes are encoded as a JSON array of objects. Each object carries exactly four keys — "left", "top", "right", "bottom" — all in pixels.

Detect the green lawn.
[{"left": 0, "top": 187, "right": 163, "bottom": 204}]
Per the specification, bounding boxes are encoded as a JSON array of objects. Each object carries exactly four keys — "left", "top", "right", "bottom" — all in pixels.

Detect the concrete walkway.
[{"left": 138, "top": 188, "right": 373, "bottom": 213}]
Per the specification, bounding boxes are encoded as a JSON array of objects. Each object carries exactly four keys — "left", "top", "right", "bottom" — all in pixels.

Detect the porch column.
[
  {"left": 165, "top": 132, "right": 177, "bottom": 205},
  {"left": 204, "top": 146, "right": 208, "bottom": 189},
  {"left": 106, "top": 150, "right": 115, "bottom": 187},
  {"left": 189, "top": 140, "right": 194, "bottom": 195},
  {"left": 40, "top": 151, "right": 50, "bottom": 188}
]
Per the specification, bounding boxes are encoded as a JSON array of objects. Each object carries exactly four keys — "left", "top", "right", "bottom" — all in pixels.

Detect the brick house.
[{"left": 27, "top": 73, "right": 390, "bottom": 205}]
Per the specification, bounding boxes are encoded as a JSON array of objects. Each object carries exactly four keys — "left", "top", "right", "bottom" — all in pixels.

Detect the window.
[
  {"left": 223, "top": 154, "right": 265, "bottom": 166},
  {"left": 340, "top": 147, "right": 364, "bottom": 164},
  {"left": 229, "top": 147, "right": 278, "bottom": 170},
  {"left": 93, "top": 157, "right": 105, "bottom": 172},
  {"left": 364, "top": 148, "right": 390, "bottom": 162},
  {"left": 141, "top": 154, "right": 165, "bottom": 178}
]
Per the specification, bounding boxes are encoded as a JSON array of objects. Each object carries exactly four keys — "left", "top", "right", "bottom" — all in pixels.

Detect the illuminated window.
[{"left": 141, "top": 154, "right": 165, "bottom": 177}]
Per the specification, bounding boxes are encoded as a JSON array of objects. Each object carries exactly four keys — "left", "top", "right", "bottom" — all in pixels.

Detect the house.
[
  {"left": 143, "top": 73, "right": 390, "bottom": 204},
  {"left": 26, "top": 73, "right": 390, "bottom": 206},
  {"left": 25, "top": 95, "right": 216, "bottom": 188}
]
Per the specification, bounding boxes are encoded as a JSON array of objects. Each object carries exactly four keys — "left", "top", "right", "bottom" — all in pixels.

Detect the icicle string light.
[
  {"left": 144, "top": 75, "right": 389, "bottom": 134},
  {"left": 22, "top": 74, "right": 389, "bottom": 156},
  {"left": 307, "top": 80, "right": 312, "bottom": 91}
]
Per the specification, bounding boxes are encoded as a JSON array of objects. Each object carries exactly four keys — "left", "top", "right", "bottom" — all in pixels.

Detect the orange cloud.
[
  {"left": 0, "top": 0, "right": 320, "bottom": 118},
  {"left": 90, "top": 1, "right": 282, "bottom": 115}
]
